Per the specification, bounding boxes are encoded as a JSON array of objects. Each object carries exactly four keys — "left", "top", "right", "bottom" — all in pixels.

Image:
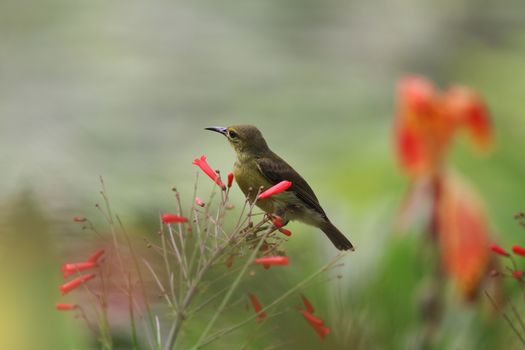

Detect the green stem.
[
  {"left": 195, "top": 252, "right": 348, "bottom": 349},
  {"left": 191, "top": 227, "right": 282, "bottom": 349}
]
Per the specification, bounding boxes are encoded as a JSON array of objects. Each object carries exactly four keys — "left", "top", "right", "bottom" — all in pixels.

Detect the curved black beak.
[{"left": 205, "top": 126, "right": 227, "bottom": 135}]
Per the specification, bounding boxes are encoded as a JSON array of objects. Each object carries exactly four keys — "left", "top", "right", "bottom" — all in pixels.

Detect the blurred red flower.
[
  {"left": 490, "top": 243, "right": 509, "bottom": 257},
  {"left": 279, "top": 228, "right": 292, "bottom": 236},
  {"left": 254, "top": 256, "right": 289, "bottom": 266},
  {"left": 248, "top": 293, "right": 267, "bottom": 322},
  {"left": 227, "top": 172, "right": 234, "bottom": 188},
  {"left": 394, "top": 75, "right": 492, "bottom": 178},
  {"left": 55, "top": 303, "right": 78, "bottom": 311},
  {"left": 161, "top": 214, "right": 188, "bottom": 224},
  {"left": 61, "top": 261, "right": 96, "bottom": 278},
  {"left": 394, "top": 74, "right": 496, "bottom": 301},
  {"left": 512, "top": 245, "right": 525, "bottom": 257},
  {"left": 87, "top": 249, "right": 105, "bottom": 263},
  {"left": 512, "top": 270, "right": 524, "bottom": 281},
  {"left": 195, "top": 197, "right": 205, "bottom": 207},
  {"left": 272, "top": 216, "right": 284, "bottom": 229},
  {"left": 299, "top": 309, "right": 331, "bottom": 340},
  {"left": 60, "top": 273, "right": 96, "bottom": 295},
  {"left": 301, "top": 294, "right": 315, "bottom": 314},
  {"left": 437, "top": 175, "right": 492, "bottom": 299}
]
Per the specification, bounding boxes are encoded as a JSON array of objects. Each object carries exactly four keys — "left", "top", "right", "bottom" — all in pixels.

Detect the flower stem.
[
  {"left": 192, "top": 227, "right": 272, "bottom": 349},
  {"left": 194, "top": 251, "right": 348, "bottom": 349}
]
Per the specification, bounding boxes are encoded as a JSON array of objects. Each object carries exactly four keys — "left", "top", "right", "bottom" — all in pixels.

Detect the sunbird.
[{"left": 205, "top": 125, "right": 354, "bottom": 251}]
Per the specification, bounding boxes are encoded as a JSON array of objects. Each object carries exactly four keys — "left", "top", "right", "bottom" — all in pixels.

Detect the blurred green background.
[{"left": 2, "top": 0, "right": 525, "bottom": 349}]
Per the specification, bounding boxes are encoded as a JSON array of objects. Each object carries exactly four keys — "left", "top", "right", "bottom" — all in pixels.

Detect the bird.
[{"left": 205, "top": 124, "right": 354, "bottom": 251}]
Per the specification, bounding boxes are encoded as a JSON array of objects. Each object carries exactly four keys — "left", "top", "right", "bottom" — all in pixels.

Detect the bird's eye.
[{"left": 228, "top": 130, "right": 238, "bottom": 139}]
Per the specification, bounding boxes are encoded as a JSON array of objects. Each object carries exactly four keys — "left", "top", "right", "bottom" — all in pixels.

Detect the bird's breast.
[{"left": 234, "top": 160, "right": 275, "bottom": 210}]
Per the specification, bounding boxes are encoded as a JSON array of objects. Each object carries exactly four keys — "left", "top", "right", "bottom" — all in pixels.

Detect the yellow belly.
[{"left": 233, "top": 161, "right": 323, "bottom": 225}]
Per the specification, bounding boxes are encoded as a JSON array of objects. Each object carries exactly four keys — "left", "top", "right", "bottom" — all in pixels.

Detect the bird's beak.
[{"left": 205, "top": 126, "right": 228, "bottom": 135}]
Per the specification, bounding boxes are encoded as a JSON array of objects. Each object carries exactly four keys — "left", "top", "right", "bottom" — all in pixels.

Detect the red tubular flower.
[
  {"left": 60, "top": 273, "right": 96, "bottom": 295},
  {"left": 512, "top": 245, "right": 525, "bottom": 257},
  {"left": 73, "top": 216, "right": 86, "bottom": 222},
  {"left": 55, "top": 303, "right": 78, "bottom": 311},
  {"left": 254, "top": 256, "right": 289, "bottom": 266},
  {"left": 192, "top": 155, "right": 226, "bottom": 190},
  {"left": 301, "top": 294, "right": 315, "bottom": 314},
  {"left": 258, "top": 181, "right": 292, "bottom": 200},
  {"left": 248, "top": 293, "right": 267, "bottom": 322},
  {"left": 314, "top": 325, "right": 332, "bottom": 340},
  {"left": 87, "top": 249, "right": 105, "bottom": 263},
  {"left": 279, "top": 228, "right": 292, "bottom": 236},
  {"left": 513, "top": 270, "right": 524, "bottom": 280},
  {"left": 61, "top": 261, "right": 96, "bottom": 278},
  {"left": 490, "top": 243, "right": 509, "bottom": 257},
  {"left": 195, "top": 197, "right": 205, "bottom": 207},
  {"left": 227, "top": 172, "right": 234, "bottom": 188},
  {"left": 162, "top": 214, "right": 189, "bottom": 224},
  {"left": 301, "top": 310, "right": 324, "bottom": 326},
  {"left": 272, "top": 216, "right": 284, "bottom": 229},
  {"left": 300, "top": 310, "right": 331, "bottom": 340}
]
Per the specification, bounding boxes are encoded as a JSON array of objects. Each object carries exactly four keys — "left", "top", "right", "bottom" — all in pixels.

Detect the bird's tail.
[{"left": 319, "top": 221, "right": 354, "bottom": 251}]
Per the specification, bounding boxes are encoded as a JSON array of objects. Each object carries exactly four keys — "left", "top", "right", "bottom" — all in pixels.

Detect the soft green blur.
[{"left": 2, "top": 0, "right": 525, "bottom": 349}]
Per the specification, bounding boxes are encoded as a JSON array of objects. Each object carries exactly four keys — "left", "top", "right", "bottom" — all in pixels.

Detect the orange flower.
[
  {"left": 55, "top": 303, "right": 78, "bottom": 311},
  {"left": 394, "top": 75, "right": 440, "bottom": 177},
  {"left": 248, "top": 293, "right": 267, "bottom": 322},
  {"left": 394, "top": 75, "right": 492, "bottom": 178},
  {"left": 59, "top": 273, "right": 96, "bottom": 295},
  {"left": 254, "top": 256, "right": 289, "bottom": 266},
  {"left": 258, "top": 181, "right": 292, "bottom": 200},
  {"left": 437, "top": 175, "right": 491, "bottom": 299},
  {"left": 442, "top": 86, "right": 492, "bottom": 151},
  {"left": 192, "top": 155, "right": 226, "bottom": 190},
  {"left": 162, "top": 214, "right": 188, "bottom": 224},
  {"left": 61, "top": 261, "right": 96, "bottom": 278}
]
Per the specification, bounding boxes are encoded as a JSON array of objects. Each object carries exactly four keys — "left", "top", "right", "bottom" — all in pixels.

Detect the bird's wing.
[{"left": 256, "top": 156, "right": 327, "bottom": 217}]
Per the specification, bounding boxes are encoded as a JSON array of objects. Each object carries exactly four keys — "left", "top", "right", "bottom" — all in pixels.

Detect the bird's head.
[{"left": 205, "top": 125, "right": 270, "bottom": 158}]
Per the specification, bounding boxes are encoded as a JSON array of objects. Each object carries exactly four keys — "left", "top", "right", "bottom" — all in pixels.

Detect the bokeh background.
[{"left": 2, "top": 0, "right": 525, "bottom": 349}]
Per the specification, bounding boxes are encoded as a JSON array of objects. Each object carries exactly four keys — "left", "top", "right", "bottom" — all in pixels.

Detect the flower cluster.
[
  {"left": 57, "top": 155, "right": 343, "bottom": 349},
  {"left": 394, "top": 75, "right": 496, "bottom": 300},
  {"left": 246, "top": 293, "right": 331, "bottom": 340},
  {"left": 395, "top": 75, "right": 492, "bottom": 178},
  {"left": 490, "top": 241, "right": 525, "bottom": 282},
  {"left": 298, "top": 294, "right": 331, "bottom": 340},
  {"left": 56, "top": 248, "right": 104, "bottom": 308}
]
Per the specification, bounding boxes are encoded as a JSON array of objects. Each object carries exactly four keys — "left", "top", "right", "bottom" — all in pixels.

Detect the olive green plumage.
[{"left": 205, "top": 124, "right": 354, "bottom": 251}]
